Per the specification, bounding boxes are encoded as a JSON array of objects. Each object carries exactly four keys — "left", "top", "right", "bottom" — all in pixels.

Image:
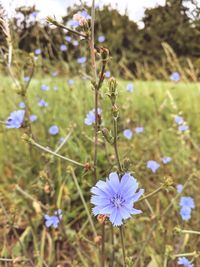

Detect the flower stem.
[
  {"left": 137, "top": 185, "right": 164, "bottom": 203},
  {"left": 113, "top": 117, "right": 122, "bottom": 172},
  {"left": 101, "top": 223, "right": 105, "bottom": 267},
  {"left": 119, "top": 226, "right": 126, "bottom": 267},
  {"left": 111, "top": 225, "right": 115, "bottom": 267},
  {"left": 178, "top": 229, "right": 200, "bottom": 235}
]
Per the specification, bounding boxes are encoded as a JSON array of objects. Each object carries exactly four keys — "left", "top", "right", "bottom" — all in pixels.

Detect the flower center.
[{"left": 111, "top": 194, "right": 125, "bottom": 208}]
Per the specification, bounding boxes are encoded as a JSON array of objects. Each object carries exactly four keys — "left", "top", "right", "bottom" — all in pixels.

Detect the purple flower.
[
  {"left": 38, "top": 99, "right": 48, "bottom": 107},
  {"left": 135, "top": 127, "right": 144, "bottom": 134},
  {"left": 49, "top": 125, "right": 59, "bottom": 135},
  {"left": 104, "top": 71, "right": 111, "bottom": 78},
  {"left": 176, "top": 184, "right": 183, "bottom": 193},
  {"left": 72, "top": 40, "right": 79, "bottom": 46},
  {"left": 84, "top": 109, "right": 102, "bottom": 126},
  {"left": 77, "top": 56, "right": 87, "bottom": 64},
  {"left": 170, "top": 72, "right": 180, "bottom": 82},
  {"left": 65, "top": 36, "right": 72, "bottom": 42},
  {"left": 161, "top": 156, "right": 172, "bottom": 164},
  {"left": 98, "top": 35, "right": 105, "bottom": 43},
  {"left": 123, "top": 129, "right": 133, "bottom": 140},
  {"left": 6, "top": 110, "right": 25, "bottom": 129},
  {"left": 30, "top": 114, "right": 37, "bottom": 122},
  {"left": 31, "top": 11, "right": 39, "bottom": 18},
  {"left": 175, "top": 115, "right": 184, "bottom": 125},
  {"left": 180, "top": 197, "right": 195, "bottom": 209},
  {"left": 44, "top": 209, "right": 62, "bottom": 228},
  {"left": 180, "top": 206, "right": 191, "bottom": 221},
  {"left": 68, "top": 79, "right": 74, "bottom": 86},
  {"left": 91, "top": 172, "right": 144, "bottom": 226},
  {"left": 19, "top": 102, "right": 26, "bottom": 109},
  {"left": 79, "top": 10, "right": 91, "bottom": 20},
  {"left": 60, "top": 44, "right": 67, "bottom": 51},
  {"left": 178, "top": 125, "right": 189, "bottom": 132},
  {"left": 177, "top": 257, "right": 194, "bottom": 267},
  {"left": 68, "top": 19, "right": 80, "bottom": 28},
  {"left": 35, "top": 48, "right": 41, "bottom": 55},
  {"left": 126, "top": 83, "right": 134, "bottom": 92},
  {"left": 24, "top": 76, "right": 30, "bottom": 82},
  {"left": 41, "top": 84, "right": 49, "bottom": 91},
  {"left": 147, "top": 160, "right": 160, "bottom": 173}
]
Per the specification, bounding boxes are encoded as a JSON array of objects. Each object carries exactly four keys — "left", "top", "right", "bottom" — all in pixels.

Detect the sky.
[{"left": 2, "top": 0, "right": 166, "bottom": 26}]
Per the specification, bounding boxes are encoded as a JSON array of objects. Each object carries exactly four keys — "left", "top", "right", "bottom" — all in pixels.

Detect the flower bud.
[
  {"left": 101, "top": 128, "right": 114, "bottom": 144},
  {"left": 108, "top": 77, "right": 117, "bottom": 94},
  {"left": 100, "top": 47, "right": 109, "bottom": 61}
]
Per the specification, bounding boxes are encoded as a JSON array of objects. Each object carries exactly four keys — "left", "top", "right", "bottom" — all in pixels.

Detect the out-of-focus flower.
[
  {"left": 24, "top": 76, "right": 30, "bottom": 82},
  {"left": 35, "top": 48, "right": 41, "bottom": 55},
  {"left": 126, "top": 83, "right": 134, "bottom": 92},
  {"left": 178, "top": 125, "right": 189, "bottom": 132},
  {"left": 180, "top": 206, "right": 192, "bottom": 221},
  {"left": 72, "top": 40, "right": 79, "bottom": 46},
  {"left": 91, "top": 172, "right": 144, "bottom": 226},
  {"left": 147, "top": 160, "right": 160, "bottom": 173},
  {"left": 60, "top": 44, "right": 67, "bottom": 51},
  {"left": 51, "top": 71, "right": 58, "bottom": 77},
  {"left": 65, "top": 35, "right": 72, "bottom": 42},
  {"left": 177, "top": 256, "right": 194, "bottom": 267},
  {"left": 38, "top": 99, "right": 48, "bottom": 107},
  {"left": 73, "top": 10, "right": 91, "bottom": 27},
  {"left": 41, "top": 84, "right": 49, "bottom": 91},
  {"left": 19, "top": 102, "right": 26, "bottom": 109},
  {"left": 44, "top": 209, "right": 62, "bottom": 228},
  {"left": 180, "top": 197, "right": 195, "bottom": 209},
  {"left": 49, "top": 125, "right": 59, "bottom": 135},
  {"left": 123, "top": 129, "right": 133, "bottom": 140},
  {"left": 84, "top": 109, "right": 102, "bottom": 126},
  {"left": 175, "top": 115, "right": 184, "bottom": 125},
  {"left": 98, "top": 35, "right": 105, "bottom": 43},
  {"left": 6, "top": 110, "right": 25, "bottom": 129},
  {"left": 176, "top": 184, "right": 183, "bottom": 193},
  {"left": 30, "top": 115, "right": 37, "bottom": 122},
  {"left": 77, "top": 56, "right": 87, "bottom": 64},
  {"left": 104, "top": 71, "right": 111, "bottom": 78},
  {"left": 54, "top": 86, "right": 58, "bottom": 91},
  {"left": 161, "top": 156, "right": 172, "bottom": 164},
  {"left": 68, "top": 79, "right": 74, "bottom": 86},
  {"left": 135, "top": 127, "right": 144, "bottom": 134},
  {"left": 170, "top": 72, "right": 180, "bottom": 82}
]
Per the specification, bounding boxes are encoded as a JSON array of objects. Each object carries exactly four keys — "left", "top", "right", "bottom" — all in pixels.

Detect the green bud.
[
  {"left": 101, "top": 128, "right": 114, "bottom": 144},
  {"left": 123, "top": 158, "right": 131, "bottom": 172},
  {"left": 108, "top": 77, "right": 117, "bottom": 94}
]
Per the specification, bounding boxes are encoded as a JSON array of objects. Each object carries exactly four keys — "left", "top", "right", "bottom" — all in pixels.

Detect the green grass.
[{"left": 0, "top": 76, "right": 200, "bottom": 266}]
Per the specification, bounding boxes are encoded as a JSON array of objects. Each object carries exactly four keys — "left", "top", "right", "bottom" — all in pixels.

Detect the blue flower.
[
  {"left": 6, "top": 110, "right": 25, "bottom": 129},
  {"left": 68, "top": 79, "right": 75, "bottom": 86},
  {"left": 72, "top": 40, "right": 79, "bottom": 46},
  {"left": 91, "top": 172, "right": 144, "bottom": 226},
  {"left": 59, "top": 137, "right": 65, "bottom": 144},
  {"left": 68, "top": 19, "right": 80, "bottom": 28},
  {"left": 65, "top": 35, "right": 72, "bottom": 42},
  {"left": 84, "top": 109, "right": 102, "bottom": 126},
  {"left": 49, "top": 125, "right": 59, "bottom": 135},
  {"left": 126, "top": 83, "right": 134, "bottom": 92},
  {"left": 176, "top": 184, "right": 183, "bottom": 193},
  {"left": 123, "top": 129, "right": 133, "bottom": 140},
  {"left": 44, "top": 209, "right": 62, "bottom": 228},
  {"left": 175, "top": 115, "right": 184, "bottom": 125},
  {"left": 98, "top": 35, "right": 105, "bottom": 43},
  {"left": 104, "top": 71, "right": 111, "bottom": 78},
  {"left": 30, "top": 115, "right": 37, "bottom": 122},
  {"left": 135, "top": 127, "right": 144, "bottom": 134},
  {"left": 177, "top": 257, "right": 194, "bottom": 267},
  {"left": 35, "top": 48, "right": 41, "bottom": 55},
  {"left": 19, "top": 102, "right": 26, "bottom": 109},
  {"left": 180, "top": 206, "right": 192, "bottom": 221},
  {"left": 41, "top": 84, "right": 49, "bottom": 91},
  {"left": 170, "top": 72, "right": 180, "bottom": 82},
  {"left": 24, "top": 76, "right": 30, "bottom": 82},
  {"left": 180, "top": 197, "right": 195, "bottom": 209},
  {"left": 60, "top": 44, "right": 68, "bottom": 51},
  {"left": 147, "top": 160, "right": 160, "bottom": 173},
  {"left": 161, "top": 156, "right": 172, "bottom": 164},
  {"left": 79, "top": 10, "right": 91, "bottom": 20},
  {"left": 178, "top": 125, "right": 189, "bottom": 132},
  {"left": 38, "top": 99, "right": 48, "bottom": 107},
  {"left": 77, "top": 56, "right": 87, "bottom": 64}
]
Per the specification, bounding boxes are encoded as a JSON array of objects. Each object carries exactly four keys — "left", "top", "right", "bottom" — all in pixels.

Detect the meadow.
[{"left": 0, "top": 76, "right": 200, "bottom": 266}]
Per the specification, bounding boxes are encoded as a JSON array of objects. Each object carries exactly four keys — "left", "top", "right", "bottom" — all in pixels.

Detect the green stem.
[
  {"left": 179, "top": 229, "right": 200, "bottom": 235},
  {"left": 113, "top": 117, "right": 122, "bottom": 172},
  {"left": 119, "top": 226, "right": 126, "bottom": 267},
  {"left": 111, "top": 225, "right": 115, "bottom": 267},
  {"left": 101, "top": 223, "right": 105, "bottom": 267},
  {"left": 137, "top": 185, "right": 164, "bottom": 203},
  {"left": 173, "top": 252, "right": 196, "bottom": 258}
]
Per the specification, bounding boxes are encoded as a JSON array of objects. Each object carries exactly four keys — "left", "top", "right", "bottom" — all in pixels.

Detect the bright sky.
[{"left": 2, "top": 0, "right": 166, "bottom": 25}]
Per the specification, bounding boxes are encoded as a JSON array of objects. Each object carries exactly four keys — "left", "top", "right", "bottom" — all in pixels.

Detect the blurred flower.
[
  {"left": 135, "top": 127, "right": 144, "bottom": 134},
  {"left": 170, "top": 72, "right": 180, "bottom": 82},
  {"left": 41, "top": 84, "right": 49, "bottom": 91},
  {"left": 6, "top": 110, "right": 25, "bottom": 129},
  {"left": 178, "top": 125, "right": 189, "bottom": 132},
  {"left": 68, "top": 79, "right": 74, "bottom": 86},
  {"left": 24, "top": 76, "right": 30, "bottom": 82},
  {"left": 72, "top": 40, "right": 79, "bottom": 46},
  {"left": 147, "top": 160, "right": 160, "bottom": 173},
  {"left": 176, "top": 184, "right": 183, "bottom": 193},
  {"left": 44, "top": 209, "right": 62, "bottom": 228},
  {"left": 60, "top": 44, "right": 67, "bottom": 51},
  {"left": 104, "top": 71, "right": 111, "bottom": 78},
  {"left": 126, "top": 83, "right": 134, "bottom": 92},
  {"left": 161, "top": 156, "right": 172, "bottom": 164},
  {"left": 38, "top": 99, "right": 48, "bottom": 107},
  {"left": 49, "top": 125, "right": 59, "bottom": 135},
  {"left": 175, "top": 115, "right": 184, "bottom": 125},
  {"left": 30, "top": 114, "right": 37, "bottom": 122},
  {"left": 91, "top": 172, "right": 144, "bottom": 226},
  {"left": 31, "top": 11, "right": 39, "bottom": 18},
  {"left": 19, "top": 102, "right": 26, "bottom": 109},
  {"left": 59, "top": 137, "right": 65, "bottom": 144},
  {"left": 65, "top": 35, "right": 72, "bottom": 42},
  {"left": 77, "top": 56, "right": 87, "bottom": 64},
  {"left": 84, "top": 109, "right": 102, "bottom": 125},
  {"left": 98, "top": 35, "right": 105, "bottom": 43},
  {"left": 123, "top": 129, "right": 133, "bottom": 140},
  {"left": 68, "top": 19, "right": 79, "bottom": 28},
  {"left": 177, "top": 257, "right": 194, "bottom": 267},
  {"left": 35, "top": 48, "right": 41, "bottom": 55},
  {"left": 180, "top": 206, "right": 192, "bottom": 221},
  {"left": 51, "top": 71, "right": 58, "bottom": 77},
  {"left": 73, "top": 10, "right": 91, "bottom": 27},
  {"left": 180, "top": 197, "right": 195, "bottom": 209}
]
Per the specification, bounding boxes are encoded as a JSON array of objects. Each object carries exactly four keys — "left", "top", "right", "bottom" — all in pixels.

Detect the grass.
[{"left": 0, "top": 76, "right": 200, "bottom": 266}]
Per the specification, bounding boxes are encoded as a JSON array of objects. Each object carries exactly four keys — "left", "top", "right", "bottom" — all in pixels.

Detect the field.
[{"left": 0, "top": 76, "right": 200, "bottom": 266}]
